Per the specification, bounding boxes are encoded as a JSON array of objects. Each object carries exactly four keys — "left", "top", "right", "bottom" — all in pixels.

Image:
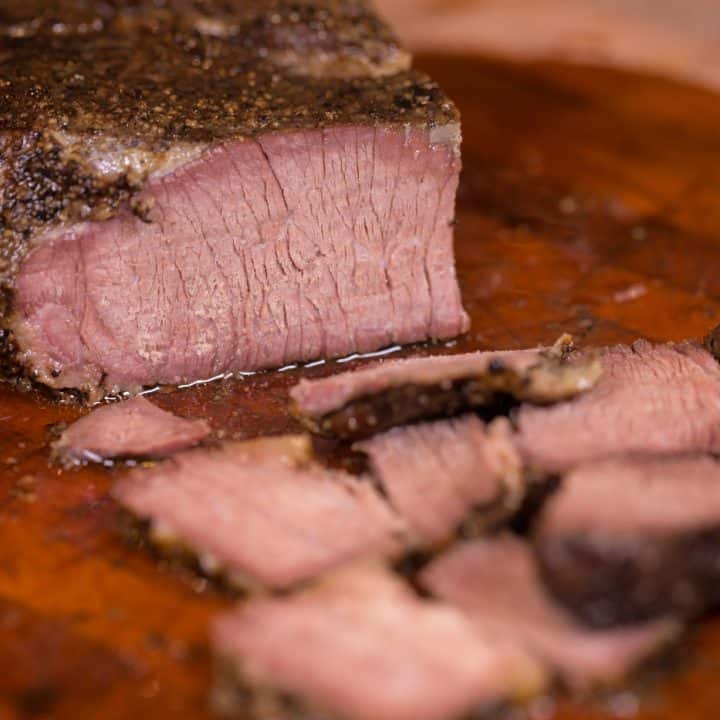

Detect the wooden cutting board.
[{"left": 2, "top": 55, "right": 720, "bottom": 720}]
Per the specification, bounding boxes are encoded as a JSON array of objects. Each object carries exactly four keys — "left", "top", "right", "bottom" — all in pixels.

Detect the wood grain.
[{"left": 2, "top": 55, "right": 720, "bottom": 719}]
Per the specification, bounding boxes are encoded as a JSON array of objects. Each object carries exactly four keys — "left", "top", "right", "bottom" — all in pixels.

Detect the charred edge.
[
  {"left": 0, "top": 132, "right": 140, "bottom": 287},
  {"left": 0, "top": 133, "right": 141, "bottom": 398},
  {"left": 393, "top": 550, "right": 436, "bottom": 587},
  {"left": 309, "top": 436, "right": 370, "bottom": 476},
  {"left": 117, "top": 509, "right": 155, "bottom": 551},
  {"left": 535, "top": 528, "right": 720, "bottom": 628},
  {"left": 392, "top": 486, "right": 530, "bottom": 591},
  {"left": 115, "top": 508, "right": 258, "bottom": 598},
  {"left": 0, "top": 324, "right": 89, "bottom": 403},
  {"left": 509, "top": 472, "right": 561, "bottom": 536},
  {"left": 458, "top": 487, "right": 528, "bottom": 541},
  {"left": 295, "top": 352, "right": 593, "bottom": 441},
  {"left": 117, "top": 499, "right": 345, "bottom": 598},
  {"left": 2, "top": 71, "right": 457, "bottom": 246},
  {"left": 395, "top": 517, "right": 521, "bottom": 595},
  {"left": 211, "top": 655, "right": 522, "bottom": 720},
  {"left": 211, "top": 656, "right": 352, "bottom": 720},
  {"left": 296, "top": 378, "right": 523, "bottom": 442},
  {"left": 0, "top": 324, "right": 22, "bottom": 381},
  {"left": 704, "top": 325, "right": 720, "bottom": 361}
]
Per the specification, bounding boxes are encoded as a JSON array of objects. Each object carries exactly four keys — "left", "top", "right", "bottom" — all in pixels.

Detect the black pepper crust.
[
  {"left": 535, "top": 530, "right": 720, "bottom": 628},
  {"left": 0, "top": 0, "right": 459, "bottom": 326},
  {"left": 704, "top": 323, "right": 720, "bottom": 361},
  {"left": 210, "top": 657, "right": 516, "bottom": 720},
  {"left": 292, "top": 347, "right": 603, "bottom": 442}
]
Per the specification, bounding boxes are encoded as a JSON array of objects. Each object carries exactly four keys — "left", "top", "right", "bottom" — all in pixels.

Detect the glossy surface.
[{"left": 2, "top": 55, "right": 720, "bottom": 718}]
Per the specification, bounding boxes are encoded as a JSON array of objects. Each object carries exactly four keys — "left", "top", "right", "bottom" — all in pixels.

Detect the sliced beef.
[
  {"left": 516, "top": 340, "right": 720, "bottom": 472},
  {"left": 535, "top": 455, "right": 720, "bottom": 627},
  {"left": 211, "top": 564, "right": 547, "bottom": 720},
  {"left": 1, "top": 1, "right": 468, "bottom": 399},
  {"left": 291, "top": 338, "right": 602, "bottom": 440},
  {"left": 113, "top": 436, "right": 406, "bottom": 590},
  {"left": 355, "top": 415, "right": 523, "bottom": 547},
  {"left": 53, "top": 395, "right": 211, "bottom": 464},
  {"left": 420, "top": 535, "right": 680, "bottom": 691}
]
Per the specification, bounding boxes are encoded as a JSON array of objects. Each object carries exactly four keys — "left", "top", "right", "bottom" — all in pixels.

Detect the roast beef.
[
  {"left": 355, "top": 415, "right": 523, "bottom": 546},
  {"left": 211, "top": 564, "right": 547, "bottom": 720},
  {"left": 421, "top": 535, "right": 680, "bottom": 690},
  {"left": 53, "top": 395, "right": 210, "bottom": 464},
  {"left": 113, "top": 435, "right": 406, "bottom": 590},
  {"left": 535, "top": 455, "right": 720, "bottom": 627},
  {"left": 291, "top": 337, "right": 602, "bottom": 440},
  {"left": 0, "top": 0, "right": 468, "bottom": 399},
  {"left": 516, "top": 340, "right": 720, "bottom": 472}
]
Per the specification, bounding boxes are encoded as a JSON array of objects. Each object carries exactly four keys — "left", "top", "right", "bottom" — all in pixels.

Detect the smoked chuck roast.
[{"left": 0, "top": 0, "right": 468, "bottom": 399}]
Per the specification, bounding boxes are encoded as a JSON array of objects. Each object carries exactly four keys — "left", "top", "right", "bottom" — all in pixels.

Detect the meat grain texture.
[
  {"left": 356, "top": 415, "right": 524, "bottom": 546},
  {"left": 516, "top": 340, "right": 720, "bottom": 472},
  {"left": 0, "top": 0, "right": 468, "bottom": 398},
  {"left": 114, "top": 436, "right": 407, "bottom": 590},
  {"left": 212, "top": 564, "right": 546, "bottom": 720},
  {"left": 54, "top": 395, "right": 211, "bottom": 463}
]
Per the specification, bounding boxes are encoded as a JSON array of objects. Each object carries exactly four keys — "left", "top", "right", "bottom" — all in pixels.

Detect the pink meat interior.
[{"left": 14, "top": 126, "right": 468, "bottom": 394}]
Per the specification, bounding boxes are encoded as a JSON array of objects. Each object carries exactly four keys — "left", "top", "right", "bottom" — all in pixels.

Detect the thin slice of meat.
[
  {"left": 421, "top": 535, "right": 680, "bottom": 691},
  {"left": 516, "top": 340, "right": 720, "bottom": 472},
  {"left": 355, "top": 415, "right": 523, "bottom": 547},
  {"left": 291, "top": 337, "right": 602, "bottom": 440},
  {"left": 53, "top": 395, "right": 210, "bottom": 464},
  {"left": 113, "top": 436, "right": 406, "bottom": 590},
  {"left": 535, "top": 455, "right": 720, "bottom": 627},
  {"left": 211, "top": 563, "right": 547, "bottom": 720}
]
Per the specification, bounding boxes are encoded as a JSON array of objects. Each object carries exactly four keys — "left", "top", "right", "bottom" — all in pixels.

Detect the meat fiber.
[
  {"left": 535, "top": 455, "right": 720, "bottom": 627},
  {"left": 355, "top": 415, "right": 523, "bottom": 546},
  {"left": 113, "top": 436, "right": 406, "bottom": 590},
  {"left": 421, "top": 535, "right": 680, "bottom": 690},
  {"left": 516, "top": 340, "right": 720, "bottom": 472},
  {"left": 53, "top": 395, "right": 210, "bottom": 464},
  {"left": 1, "top": 1, "right": 468, "bottom": 399},
  {"left": 211, "top": 564, "right": 547, "bottom": 720},
  {"left": 291, "top": 338, "right": 602, "bottom": 440}
]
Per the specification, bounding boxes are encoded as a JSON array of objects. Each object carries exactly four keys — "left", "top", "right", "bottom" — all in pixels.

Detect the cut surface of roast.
[{"left": 1, "top": 0, "right": 467, "bottom": 398}]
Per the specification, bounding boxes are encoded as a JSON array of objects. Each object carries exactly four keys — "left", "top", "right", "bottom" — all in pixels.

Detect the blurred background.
[{"left": 376, "top": 0, "right": 720, "bottom": 91}]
